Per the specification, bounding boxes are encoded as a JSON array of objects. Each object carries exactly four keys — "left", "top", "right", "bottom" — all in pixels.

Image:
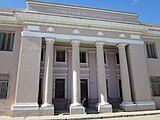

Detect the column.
[
  {"left": 41, "top": 38, "right": 55, "bottom": 109},
  {"left": 117, "top": 44, "right": 136, "bottom": 111},
  {"left": 96, "top": 42, "right": 112, "bottom": 113},
  {"left": 70, "top": 40, "right": 85, "bottom": 114},
  {"left": 127, "top": 44, "right": 155, "bottom": 111},
  {"left": 11, "top": 36, "right": 42, "bottom": 117}
]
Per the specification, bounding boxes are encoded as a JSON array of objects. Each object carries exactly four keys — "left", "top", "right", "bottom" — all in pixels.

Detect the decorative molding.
[
  {"left": 131, "top": 34, "right": 141, "bottom": 39},
  {"left": 21, "top": 31, "right": 144, "bottom": 45},
  {"left": 47, "top": 27, "right": 54, "bottom": 32},
  {"left": 11, "top": 104, "right": 39, "bottom": 110},
  {"left": 119, "top": 33, "right": 126, "bottom": 38},
  {"left": 71, "top": 40, "right": 81, "bottom": 45},
  {"left": 135, "top": 101, "right": 155, "bottom": 106},
  {"left": 15, "top": 12, "right": 150, "bottom": 32},
  {"left": 95, "top": 42, "right": 105, "bottom": 46},
  {"left": 45, "top": 38, "right": 55, "bottom": 44},
  {"left": 72, "top": 29, "right": 80, "bottom": 35},
  {"left": 117, "top": 43, "right": 128, "bottom": 48},
  {"left": 27, "top": 25, "right": 40, "bottom": 31},
  {"left": 23, "top": 21, "right": 142, "bottom": 35},
  {"left": 97, "top": 31, "right": 104, "bottom": 37}
]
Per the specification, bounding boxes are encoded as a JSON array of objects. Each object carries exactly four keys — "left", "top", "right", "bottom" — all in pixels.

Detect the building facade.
[{"left": 0, "top": 0, "right": 160, "bottom": 117}]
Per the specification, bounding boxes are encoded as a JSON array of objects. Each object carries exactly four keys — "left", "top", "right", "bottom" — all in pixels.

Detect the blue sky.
[{"left": 0, "top": 0, "right": 160, "bottom": 24}]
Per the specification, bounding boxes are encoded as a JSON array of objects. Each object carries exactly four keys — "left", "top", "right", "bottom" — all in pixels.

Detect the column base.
[
  {"left": 135, "top": 101, "right": 156, "bottom": 111},
  {"left": 120, "top": 102, "right": 136, "bottom": 111},
  {"left": 40, "top": 103, "right": 54, "bottom": 116},
  {"left": 11, "top": 103, "right": 39, "bottom": 117},
  {"left": 98, "top": 102, "right": 112, "bottom": 113},
  {"left": 70, "top": 103, "right": 85, "bottom": 114},
  {"left": 11, "top": 103, "right": 54, "bottom": 117}
]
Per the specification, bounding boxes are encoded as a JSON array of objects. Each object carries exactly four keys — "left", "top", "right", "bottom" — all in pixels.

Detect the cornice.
[
  {"left": 0, "top": 13, "right": 22, "bottom": 26},
  {"left": 14, "top": 12, "right": 149, "bottom": 32}
]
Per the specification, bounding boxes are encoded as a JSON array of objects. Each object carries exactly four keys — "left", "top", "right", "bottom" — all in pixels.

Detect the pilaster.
[{"left": 11, "top": 36, "right": 42, "bottom": 117}]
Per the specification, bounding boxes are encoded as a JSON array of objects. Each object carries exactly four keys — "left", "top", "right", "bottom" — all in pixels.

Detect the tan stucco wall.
[
  {"left": 143, "top": 37, "right": 160, "bottom": 109},
  {"left": 0, "top": 26, "right": 22, "bottom": 110}
]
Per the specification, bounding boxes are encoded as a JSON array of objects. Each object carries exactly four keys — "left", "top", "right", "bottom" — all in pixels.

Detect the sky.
[{"left": 0, "top": 0, "right": 160, "bottom": 24}]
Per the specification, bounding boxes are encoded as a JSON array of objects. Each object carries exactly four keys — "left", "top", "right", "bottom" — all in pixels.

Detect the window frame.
[
  {"left": 0, "top": 32, "right": 15, "bottom": 51},
  {"left": 150, "top": 76, "right": 160, "bottom": 97},
  {"left": 54, "top": 48, "right": 67, "bottom": 65},
  {"left": 0, "top": 74, "right": 9, "bottom": 99},
  {"left": 80, "top": 50, "right": 88, "bottom": 66},
  {"left": 53, "top": 77, "right": 67, "bottom": 99},
  {"left": 146, "top": 42, "right": 158, "bottom": 59}
]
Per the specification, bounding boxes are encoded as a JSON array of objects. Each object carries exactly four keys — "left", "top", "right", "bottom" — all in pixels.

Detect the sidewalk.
[{"left": 1, "top": 110, "right": 160, "bottom": 120}]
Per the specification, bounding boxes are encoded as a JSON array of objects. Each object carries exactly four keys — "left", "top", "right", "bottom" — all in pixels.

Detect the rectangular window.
[
  {"left": 0, "top": 32, "right": 15, "bottom": 51},
  {"left": 151, "top": 77, "right": 160, "bottom": 96},
  {"left": 80, "top": 51, "right": 86, "bottom": 63},
  {"left": 56, "top": 50, "right": 65, "bottom": 62},
  {"left": 55, "top": 79, "right": 65, "bottom": 98},
  {"left": 146, "top": 43, "right": 157, "bottom": 58},
  {"left": 0, "top": 74, "right": 9, "bottom": 99}
]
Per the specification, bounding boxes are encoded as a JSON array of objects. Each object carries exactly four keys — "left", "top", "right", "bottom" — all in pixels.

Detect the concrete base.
[
  {"left": 135, "top": 101, "right": 156, "bottom": 111},
  {"left": 70, "top": 104, "right": 85, "bottom": 114},
  {"left": 11, "top": 103, "right": 54, "bottom": 117},
  {"left": 98, "top": 103, "right": 112, "bottom": 113},
  {"left": 120, "top": 102, "right": 136, "bottom": 111}
]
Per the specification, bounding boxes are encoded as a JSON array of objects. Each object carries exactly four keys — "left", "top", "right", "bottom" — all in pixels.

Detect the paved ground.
[
  {"left": 1, "top": 110, "right": 160, "bottom": 120},
  {"left": 93, "top": 115, "right": 160, "bottom": 120}
]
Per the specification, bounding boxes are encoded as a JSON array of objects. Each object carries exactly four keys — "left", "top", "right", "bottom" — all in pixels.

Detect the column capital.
[
  {"left": 117, "top": 44, "right": 128, "bottom": 48},
  {"left": 95, "top": 42, "right": 105, "bottom": 47},
  {"left": 71, "top": 40, "right": 81, "bottom": 45},
  {"left": 45, "top": 38, "right": 55, "bottom": 44}
]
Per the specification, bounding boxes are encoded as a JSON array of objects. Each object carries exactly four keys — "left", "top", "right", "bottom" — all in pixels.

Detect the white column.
[
  {"left": 117, "top": 44, "right": 135, "bottom": 111},
  {"left": 41, "top": 38, "right": 55, "bottom": 108},
  {"left": 96, "top": 42, "right": 112, "bottom": 113},
  {"left": 70, "top": 40, "right": 85, "bottom": 114}
]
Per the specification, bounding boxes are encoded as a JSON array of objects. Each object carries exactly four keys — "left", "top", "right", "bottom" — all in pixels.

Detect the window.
[
  {"left": 116, "top": 53, "right": 120, "bottom": 64},
  {"left": 55, "top": 79, "right": 65, "bottom": 98},
  {"left": 0, "top": 32, "right": 15, "bottom": 51},
  {"left": 80, "top": 51, "right": 86, "bottom": 63},
  {"left": 56, "top": 50, "right": 65, "bottom": 62},
  {"left": 146, "top": 43, "right": 157, "bottom": 58},
  {"left": 151, "top": 77, "right": 160, "bottom": 96},
  {"left": 0, "top": 74, "right": 9, "bottom": 99}
]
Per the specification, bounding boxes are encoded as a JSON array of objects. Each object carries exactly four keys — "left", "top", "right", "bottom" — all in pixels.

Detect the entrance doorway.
[{"left": 80, "top": 79, "right": 88, "bottom": 107}]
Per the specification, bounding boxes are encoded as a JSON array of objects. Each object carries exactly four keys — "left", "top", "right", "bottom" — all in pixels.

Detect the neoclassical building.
[{"left": 0, "top": 0, "right": 160, "bottom": 117}]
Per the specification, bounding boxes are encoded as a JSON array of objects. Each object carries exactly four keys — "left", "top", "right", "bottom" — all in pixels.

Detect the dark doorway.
[
  {"left": 38, "top": 78, "right": 43, "bottom": 107},
  {"left": 81, "top": 79, "right": 88, "bottom": 107},
  {"left": 106, "top": 79, "right": 110, "bottom": 100}
]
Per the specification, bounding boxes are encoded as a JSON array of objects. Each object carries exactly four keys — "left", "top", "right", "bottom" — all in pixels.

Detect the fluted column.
[
  {"left": 70, "top": 40, "right": 85, "bottom": 114},
  {"left": 117, "top": 44, "right": 135, "bottom": 111},
  {"left": 96, "top": 42, "right": 112, "bottom": 113},
  {"left": 41, "top": 38, "right": 55, "bottom": 108}
]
